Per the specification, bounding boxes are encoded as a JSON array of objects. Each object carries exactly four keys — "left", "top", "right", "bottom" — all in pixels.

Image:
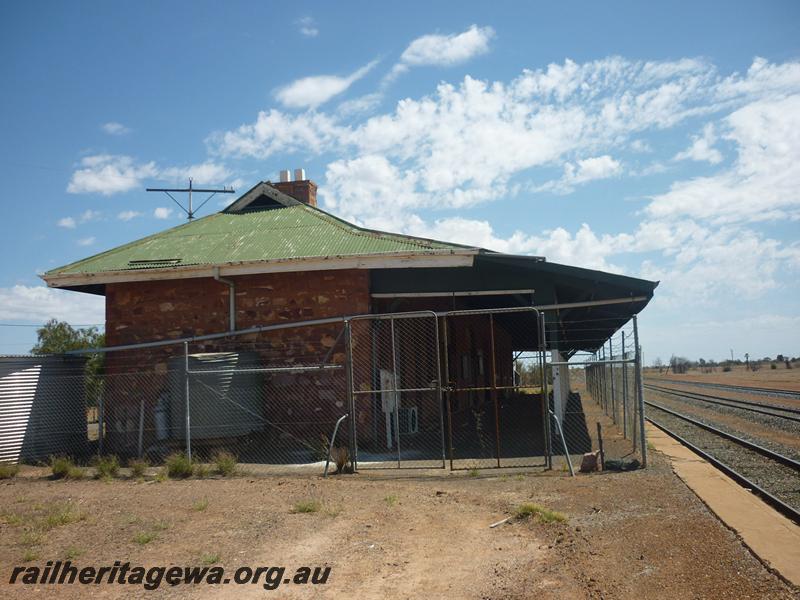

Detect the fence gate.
[
  {"left": 347, "top": 312, "right": 445, "bottom": 468},
  {"left": 441, "top": 308, "right": 549, "bottom": 470}
]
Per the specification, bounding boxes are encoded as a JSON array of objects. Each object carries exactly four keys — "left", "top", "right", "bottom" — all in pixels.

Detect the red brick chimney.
[{"left": 272, "top": 169, "right": 317, "bottom": 207}]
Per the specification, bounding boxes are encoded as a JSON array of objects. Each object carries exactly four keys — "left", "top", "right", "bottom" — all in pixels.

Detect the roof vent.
[
  {"left": 279, "top": 170, "right": 291, "bottom": 183},
  {"left": 294, "top": 168, "right": 306, "bottom": 181}
]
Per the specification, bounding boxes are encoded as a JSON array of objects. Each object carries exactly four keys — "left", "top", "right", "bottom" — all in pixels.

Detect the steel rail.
[
  {"left": 646, "top": 415, "right": 800, "bottom": 526},
  {"left": 648, "top": 379, "right": 800, "bottom": 400},
  {"left": 645, "top": 401, "right": 800, "bottom": 471},
  {"left": 645, "top": 384, "right": 800, "bottom": 423}
]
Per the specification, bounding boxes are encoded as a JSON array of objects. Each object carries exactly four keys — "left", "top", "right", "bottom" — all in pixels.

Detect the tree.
[
  {"left": 669, "top": 355, "right": 690, "bottom": 374},
  {"left": 32, "top": 319, "right": 105, "bottom": 406},
  {"left": 32, "top": 319, "right": 104, "bottom": 354}
]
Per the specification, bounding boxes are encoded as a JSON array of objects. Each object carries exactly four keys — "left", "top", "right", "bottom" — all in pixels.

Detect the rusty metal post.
[
  {"left": 389, "top": 317, "right": 401, "bottom": 468},
  {"left": 539, "top": 312, "right": 552, "bottom": 470},
  {"left": 633, "top": 315, "right": 647, "bottom": 467},
  {"left": 344, "top": 320, "right": 358, "bottom": 471},
  {"left": 609, "top": 338, "right": 616, "bottom": 424},
  {"left": 184, "top": 341, "right": 191, "bottom": 461},
  {"left": 432, "top": 315, "right": 446, "bottom": 469},
  {"left": 442, "top": 316, "right": 455, "bottom": 470},
  {"left": 489, "top": 314, "right": 501, "bottom": 468},
  {"left": 621, "top": 331, "right": 628, "bottom": 439}
]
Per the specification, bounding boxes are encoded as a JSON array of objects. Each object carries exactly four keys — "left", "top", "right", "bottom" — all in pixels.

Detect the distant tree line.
[{"left": 650, "top": 354, "right": 797, "bottom": 373}]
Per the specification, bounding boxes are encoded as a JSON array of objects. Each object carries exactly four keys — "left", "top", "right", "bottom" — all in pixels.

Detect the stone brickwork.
[
  {"left": 102, "top": 269, "right": 369, "bottom": 456},
  {"left": 106, "top": 269, "right": 369, "bottom": 350}
]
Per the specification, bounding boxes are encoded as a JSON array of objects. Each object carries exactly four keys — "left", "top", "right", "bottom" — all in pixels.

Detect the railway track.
[
  {"left": 644, "top": 383, "right": 800, "bottom": 423},
  {"left": 647, "top": 378, "right": 800, "bottom": 400},
  {"left": 645, "top": 400, "right": 800, "bottom": 525}
]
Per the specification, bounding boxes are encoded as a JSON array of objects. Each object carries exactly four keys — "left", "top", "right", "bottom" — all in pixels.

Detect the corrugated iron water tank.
[
  {"left": 0, "top": 356, "right": 88, "bottom": 463},
  {"left": 168, "top": 352, "right": 264, "bottom": 440}
]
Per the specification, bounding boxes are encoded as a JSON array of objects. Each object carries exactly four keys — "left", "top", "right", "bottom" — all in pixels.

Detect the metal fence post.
[
  {"left": 621, "top": 331, "right": 628, "bottom": 439},
  {"left": 609, "top": 338, "right": 616, "bottom": 424},
  {"left": 432, "top": 316, "right": 446, "bottom": 469},
  {"left": 184, "top": 341, "right": 191, "bottom": 461},
  {"left": 633, "top": 315, "right": 647, "bottom": 467},
  {"left": 344, "top": 320, "right": 358, "bottom": 471},
  {"left": 539, "top": 312, "right": 552, "bottom": 470},
  {"left": 97, "top": 393, "right": 104, "bottom": 456},
  {"left": 489, "top": 314, "right": 501, "bottom": 468},
  {"left": 600, "top": 345, "right": 606, "bottom": 415},
  {"left": 389, "top": 318, "right": 401, "bottom": 467}
]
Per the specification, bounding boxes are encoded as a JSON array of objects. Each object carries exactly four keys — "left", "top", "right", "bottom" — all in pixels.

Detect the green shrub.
[
  {"left": 330, "top": 446, "right": 351, "bottom": 474},
  {"left": 0, "top": 463, "right": 20, "bottom": 479},
  {"left": 468, "top": 468, "right": 480, "bottom": 478},
  {"left": 164, "top": 453, "right": 194, "bottom": 479},
  {"left": 92, "top": 455, "right": 120, "bottom": 479},
  {"left": 66, "top": 466, "right": 85, "bottom": 480},
  {"left": 193, "top": 463, "right": 211, "bottom": 478},
  {"left": 514, "top": 502, "right": 567, "bottom": 524},
  {"left": 212, "top": 451, "right": 237, "bottom": 476},
  {"left": 192, "top": 498, "right": 209, "bottom": 512},
  {"left": 22, "top": 550, "right": 39, "bottom": 562},
  {"left": 128, "top": 458, "right": 149, "bottom": 478},
  {"left": 132, "top": 531, "right": 157, "bottom": 545},
  {"left": 291, "top": 500, "right": 321, "bottom": 514},
  {"left": 42, "top": 502, "right": 86, "bottom": 529},
  {"left": 151, "top": 519, "right": 170, "bottom": 531},
  {"left": 50, "top": 456, "right": 74, "bottom": 479}
]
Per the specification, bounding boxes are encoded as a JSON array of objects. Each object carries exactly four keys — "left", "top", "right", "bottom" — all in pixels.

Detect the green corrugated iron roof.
[{"left": 45, "top": 183, "right": 474, "bottom": 278}]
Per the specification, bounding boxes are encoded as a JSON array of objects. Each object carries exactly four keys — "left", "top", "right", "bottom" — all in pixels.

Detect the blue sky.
[{"left": 1, "top": 1, "right": 799, "bottom": 362}]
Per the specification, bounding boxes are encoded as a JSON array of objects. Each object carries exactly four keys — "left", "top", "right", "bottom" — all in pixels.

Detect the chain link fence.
[{"left": 1, "top": 310, "right": 646, "bottom": 475}]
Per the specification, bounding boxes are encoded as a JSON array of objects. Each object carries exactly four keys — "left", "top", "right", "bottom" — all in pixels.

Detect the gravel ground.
[
  {"left": 646, "top": 401, "right": 800, "bottom": 514},
  {"left": 649, "top": 381, "right": 800, "bottom": 411},
  {"left": 1, "top": 452, "right": 797, "bottom": 599},
  {"left": 646, "top": 388, "right": 800, "bottom": 460}
]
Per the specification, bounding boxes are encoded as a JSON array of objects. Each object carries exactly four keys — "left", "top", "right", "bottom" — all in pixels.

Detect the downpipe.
[{"left": 213, "top": 267, "right": 236, "bottom": 332}]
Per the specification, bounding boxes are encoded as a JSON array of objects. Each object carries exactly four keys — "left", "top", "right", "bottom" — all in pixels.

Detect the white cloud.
[
  {"left": 154, "top": 207, "right": 173, "bottom": 219},
  {"left": 209, "top": 55, "right": 800, "bottom": 312},
  {"left": 158, "top": 160, "right": 231, "bottom": 184},
  {"left": 117, "top": 210, "right": 141, "bottom": 221},
  {"left": 67, "top": 155, "right": 231, "bottom": 195},
  {"left": 648, "top": 94, "right": 800, "bottom": 224},
  {"left": 639, "top": 227, "right": 797, "bottom": 306},
  {"left": 209, "top": 111, "right": 344, "bottom": 159},
  {"left": 295, "top": 16, "right": 318, "bottom": 38},
  {"left": 274, "top": 60, "right": 379, "bottom": 109},
  {"left": 67, "top": 155, "right": 158, "bottom": 195},
  {"left": 77, "top": 236, "right": 95, "bottom": 246},
  {"left": 538, "top": 155, "right": 623, "bottom": 193},
  {"left": 401, "top": 25, "right": 495, "bottom": 66},
  {"left": 79, "top": 209, "right": 101, "bottom": 222},
  {"left": 212, "top": 56, "right": 800, "bottom": 232},
  {"left": 387, "top": 25, "right": 495, "bottom": 81},
  {"left": 57, "top": 210, "right": 101, "bottom": 229},
  {"left": 674, "top": 123, "right": 723, "bottom": 164},
  {"left": 337, "top": 93, "right": 382, "bottom": 117},
  {"left": 0, "top": 285, "right": 105, "bottom": 323},
  {"left": 403, "top": 216, "right": 625, "bottom": 272},
  {"left": 101, "top": 121, "right": 131, "bottom": 135},
  {"left": 630, "top": 139, "right": 652, "bottom": 153}
]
